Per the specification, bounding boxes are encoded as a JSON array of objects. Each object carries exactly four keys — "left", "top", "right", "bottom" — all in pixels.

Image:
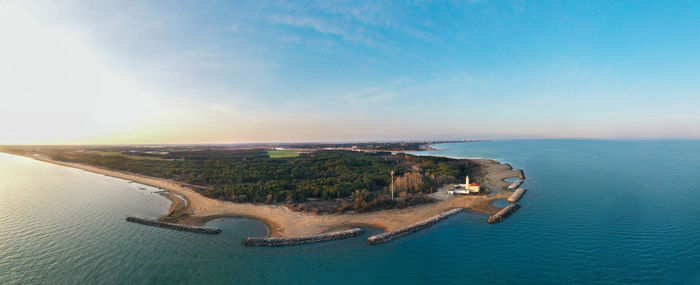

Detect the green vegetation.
[
  {"left": 1, "top": 146, "right": 475, "bottom": 213},
  {"left": 267, "top": 149, "right": 301, "bottom": 158},
  {"left": 281, "top": 142, "right": 427, "bottom": 151},
  {"left": 95, "top": 151, "right": 166, "bottom": 161}
]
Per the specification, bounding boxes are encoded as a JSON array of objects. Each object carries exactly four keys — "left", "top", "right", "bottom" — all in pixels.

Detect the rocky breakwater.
[
  {"left": 487, "top": 204, "right": 520, "bottom": 224},
  {"left": 508, "top": 179, "right": 524, "bottom": 190},
  {"left": 242, "top": 228, "right": 364, "bottom": 247},
  {"left": 507, "top": 188, "right": 527, "bottom": 203},
  {"left": 367, "top": 208, "right": 464, "bottom": 245},
  {"left": 126, "top": 217, "right": 222, "bottom": 234}
]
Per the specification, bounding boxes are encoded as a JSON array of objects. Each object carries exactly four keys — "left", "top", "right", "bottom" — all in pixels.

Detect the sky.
[{"left": 1, "top": 0, "right": 699, "bottom": 144}]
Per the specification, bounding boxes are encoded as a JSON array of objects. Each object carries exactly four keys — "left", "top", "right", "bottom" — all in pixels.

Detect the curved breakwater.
[
  {"left": 507, "top": 188, "right": 527, "bottom": 203},
  {"left": 126, "top": 217, "right": 222, "bottom": 234},
  {"left": 487, "top": 204, "right": 520, "bottom": 224},
  {"left": 242, "top": 228, "right": 364, "bottom": 246},
  {"left": 367, "top": 208, "right": 464, "bottom": 245}
]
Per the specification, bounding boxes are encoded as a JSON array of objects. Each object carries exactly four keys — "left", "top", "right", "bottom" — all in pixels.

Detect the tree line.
[{"left": 44, "top": 148, "right": 472, "bottom": 212}]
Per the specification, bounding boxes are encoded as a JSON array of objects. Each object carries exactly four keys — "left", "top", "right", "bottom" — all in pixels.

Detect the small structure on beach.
[{"left": 447, "top": 176, "right": 481, "bottom": 195}]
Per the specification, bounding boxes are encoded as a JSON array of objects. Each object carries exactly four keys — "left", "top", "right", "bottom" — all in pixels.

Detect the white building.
[{"left": 447, "top": 176, "right": 481, "bottom": 195}]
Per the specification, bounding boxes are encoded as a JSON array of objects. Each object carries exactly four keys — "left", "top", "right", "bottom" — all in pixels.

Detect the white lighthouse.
[{"left": 449, "top": 176, "right": 481, "bottom": 195}]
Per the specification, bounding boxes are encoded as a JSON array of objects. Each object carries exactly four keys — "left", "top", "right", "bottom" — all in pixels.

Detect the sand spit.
[{"left": 19, "top": 153, "right": 523, "bottom": 237}]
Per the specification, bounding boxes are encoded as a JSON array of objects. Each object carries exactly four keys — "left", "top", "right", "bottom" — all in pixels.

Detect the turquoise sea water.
[{"left": 1, "top": 140, "right": 700, "bottom": 284}]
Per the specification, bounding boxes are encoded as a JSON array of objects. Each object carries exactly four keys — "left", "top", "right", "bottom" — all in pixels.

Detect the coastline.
[
  {"left": 418, "top": 143, "right": 438, "bottom": 151},
  {"left": 10, "top": 152, "right": 522, "bottom": 237}
]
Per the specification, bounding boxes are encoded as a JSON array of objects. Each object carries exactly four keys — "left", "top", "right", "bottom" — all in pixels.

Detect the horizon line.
[{"left": 3, "top": 137, "right": 700, "bottom": 147}]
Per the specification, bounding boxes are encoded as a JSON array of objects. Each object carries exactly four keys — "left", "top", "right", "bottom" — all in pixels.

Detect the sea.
[{"left": 1, "top": 140, "right": 699, "bottom": 284}]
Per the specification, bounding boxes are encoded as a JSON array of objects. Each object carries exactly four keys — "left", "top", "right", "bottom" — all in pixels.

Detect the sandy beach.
[{"left": 24, "top": 154, "right": 521, "bottom": 237}]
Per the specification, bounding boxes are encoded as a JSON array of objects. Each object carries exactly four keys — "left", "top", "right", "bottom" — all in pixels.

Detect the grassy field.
[
  {"left": 95, "top": 151, "right": 166, "bottom": 161},
  {"left": 267, "top": 149, "right": 300, "bottom": 158}
]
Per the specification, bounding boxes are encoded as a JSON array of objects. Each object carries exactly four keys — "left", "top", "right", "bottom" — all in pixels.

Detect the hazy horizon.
[
  {"left": 2, "top": 1, "right": 699, "bottom": 144},
  {"left": 4, "top": 137, "right": 700, "bottom": 148}
]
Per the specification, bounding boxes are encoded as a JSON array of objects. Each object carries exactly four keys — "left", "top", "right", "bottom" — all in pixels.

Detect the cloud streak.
[{"left": 3, "top": 1, "right": 700, "bottom": 143}]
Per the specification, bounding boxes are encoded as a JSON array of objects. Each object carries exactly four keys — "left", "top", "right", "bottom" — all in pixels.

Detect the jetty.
[
  {"left": 507, "top": 179, "right": 523, "bottom": 190},
  {"left": 125, "top": 217, "right": 221, "bottom": 234},
  {"left": 367, "top": 208, "right": 463, "bottom": 245},
  {"left": 507, "top": 188, "right": 527, "bottom": 203},
  {"left": 519, "top": 170, "right": 526, "bottom": 179},
  {"left": 487, "top": 204, "right": 520, "bottom": 224},
  {"left": 242, "top": 228, "right": 363, "bottom": 247}
]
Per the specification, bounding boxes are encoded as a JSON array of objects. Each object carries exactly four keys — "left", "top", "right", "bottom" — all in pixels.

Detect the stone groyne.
[
  {"left": 126, "top": 217, "right": 222, "bottom": 234},
  {"left": 507, "top": 188, "right": 527, "bottom": 203},
  {"left": 507, "top": 179, "right": 523, "bottom": 190},
  {"left": 487, "top": 204, "right": 520, "bottom": 224},
  {"left": 242, "top": 228, "right": 364, "bottom": 247},
  {"left": 519, "top": 169, "right": 526, "bottom": 179},
  {"left": 366, "top": 208, "right": 464, "bottom": 245}
]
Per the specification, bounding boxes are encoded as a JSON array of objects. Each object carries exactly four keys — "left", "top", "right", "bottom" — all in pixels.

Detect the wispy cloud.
[
  {"left": 344, "top": 87, "right": 397, "bottom": 103},
  {"left": 269, "top": 14, "right": 341, "bottom": 36},
  {"left": 265, "top": 1, "right": 434, "bottom": 48},
  {"left": 268, "top": 13, "right": 377, "bottom": 46}
]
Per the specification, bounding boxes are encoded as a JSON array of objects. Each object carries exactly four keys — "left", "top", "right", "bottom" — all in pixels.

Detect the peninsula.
[{"left": 1, "top": 143, "right": 523, "bottom": 238}]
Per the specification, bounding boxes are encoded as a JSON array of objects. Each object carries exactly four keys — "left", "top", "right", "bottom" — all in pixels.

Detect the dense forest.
[
  {"left": 2, "top": 146, "right": 474, "bottom": 213},
  {"left": 280, "top": 142, "right": 427, "bottom": 151},
  {"left": 278, "top": 140, "right": 473, "bottom": 151}
]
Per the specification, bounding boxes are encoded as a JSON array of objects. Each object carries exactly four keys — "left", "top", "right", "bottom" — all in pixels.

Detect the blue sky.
[{"left": 2, "top": 1, "right": 699, "bottom": 143}]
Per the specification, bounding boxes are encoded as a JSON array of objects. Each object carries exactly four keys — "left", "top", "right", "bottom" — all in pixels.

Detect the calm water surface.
[{"left": 1, "top": 140, "right": 699, "bottom": 284}]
